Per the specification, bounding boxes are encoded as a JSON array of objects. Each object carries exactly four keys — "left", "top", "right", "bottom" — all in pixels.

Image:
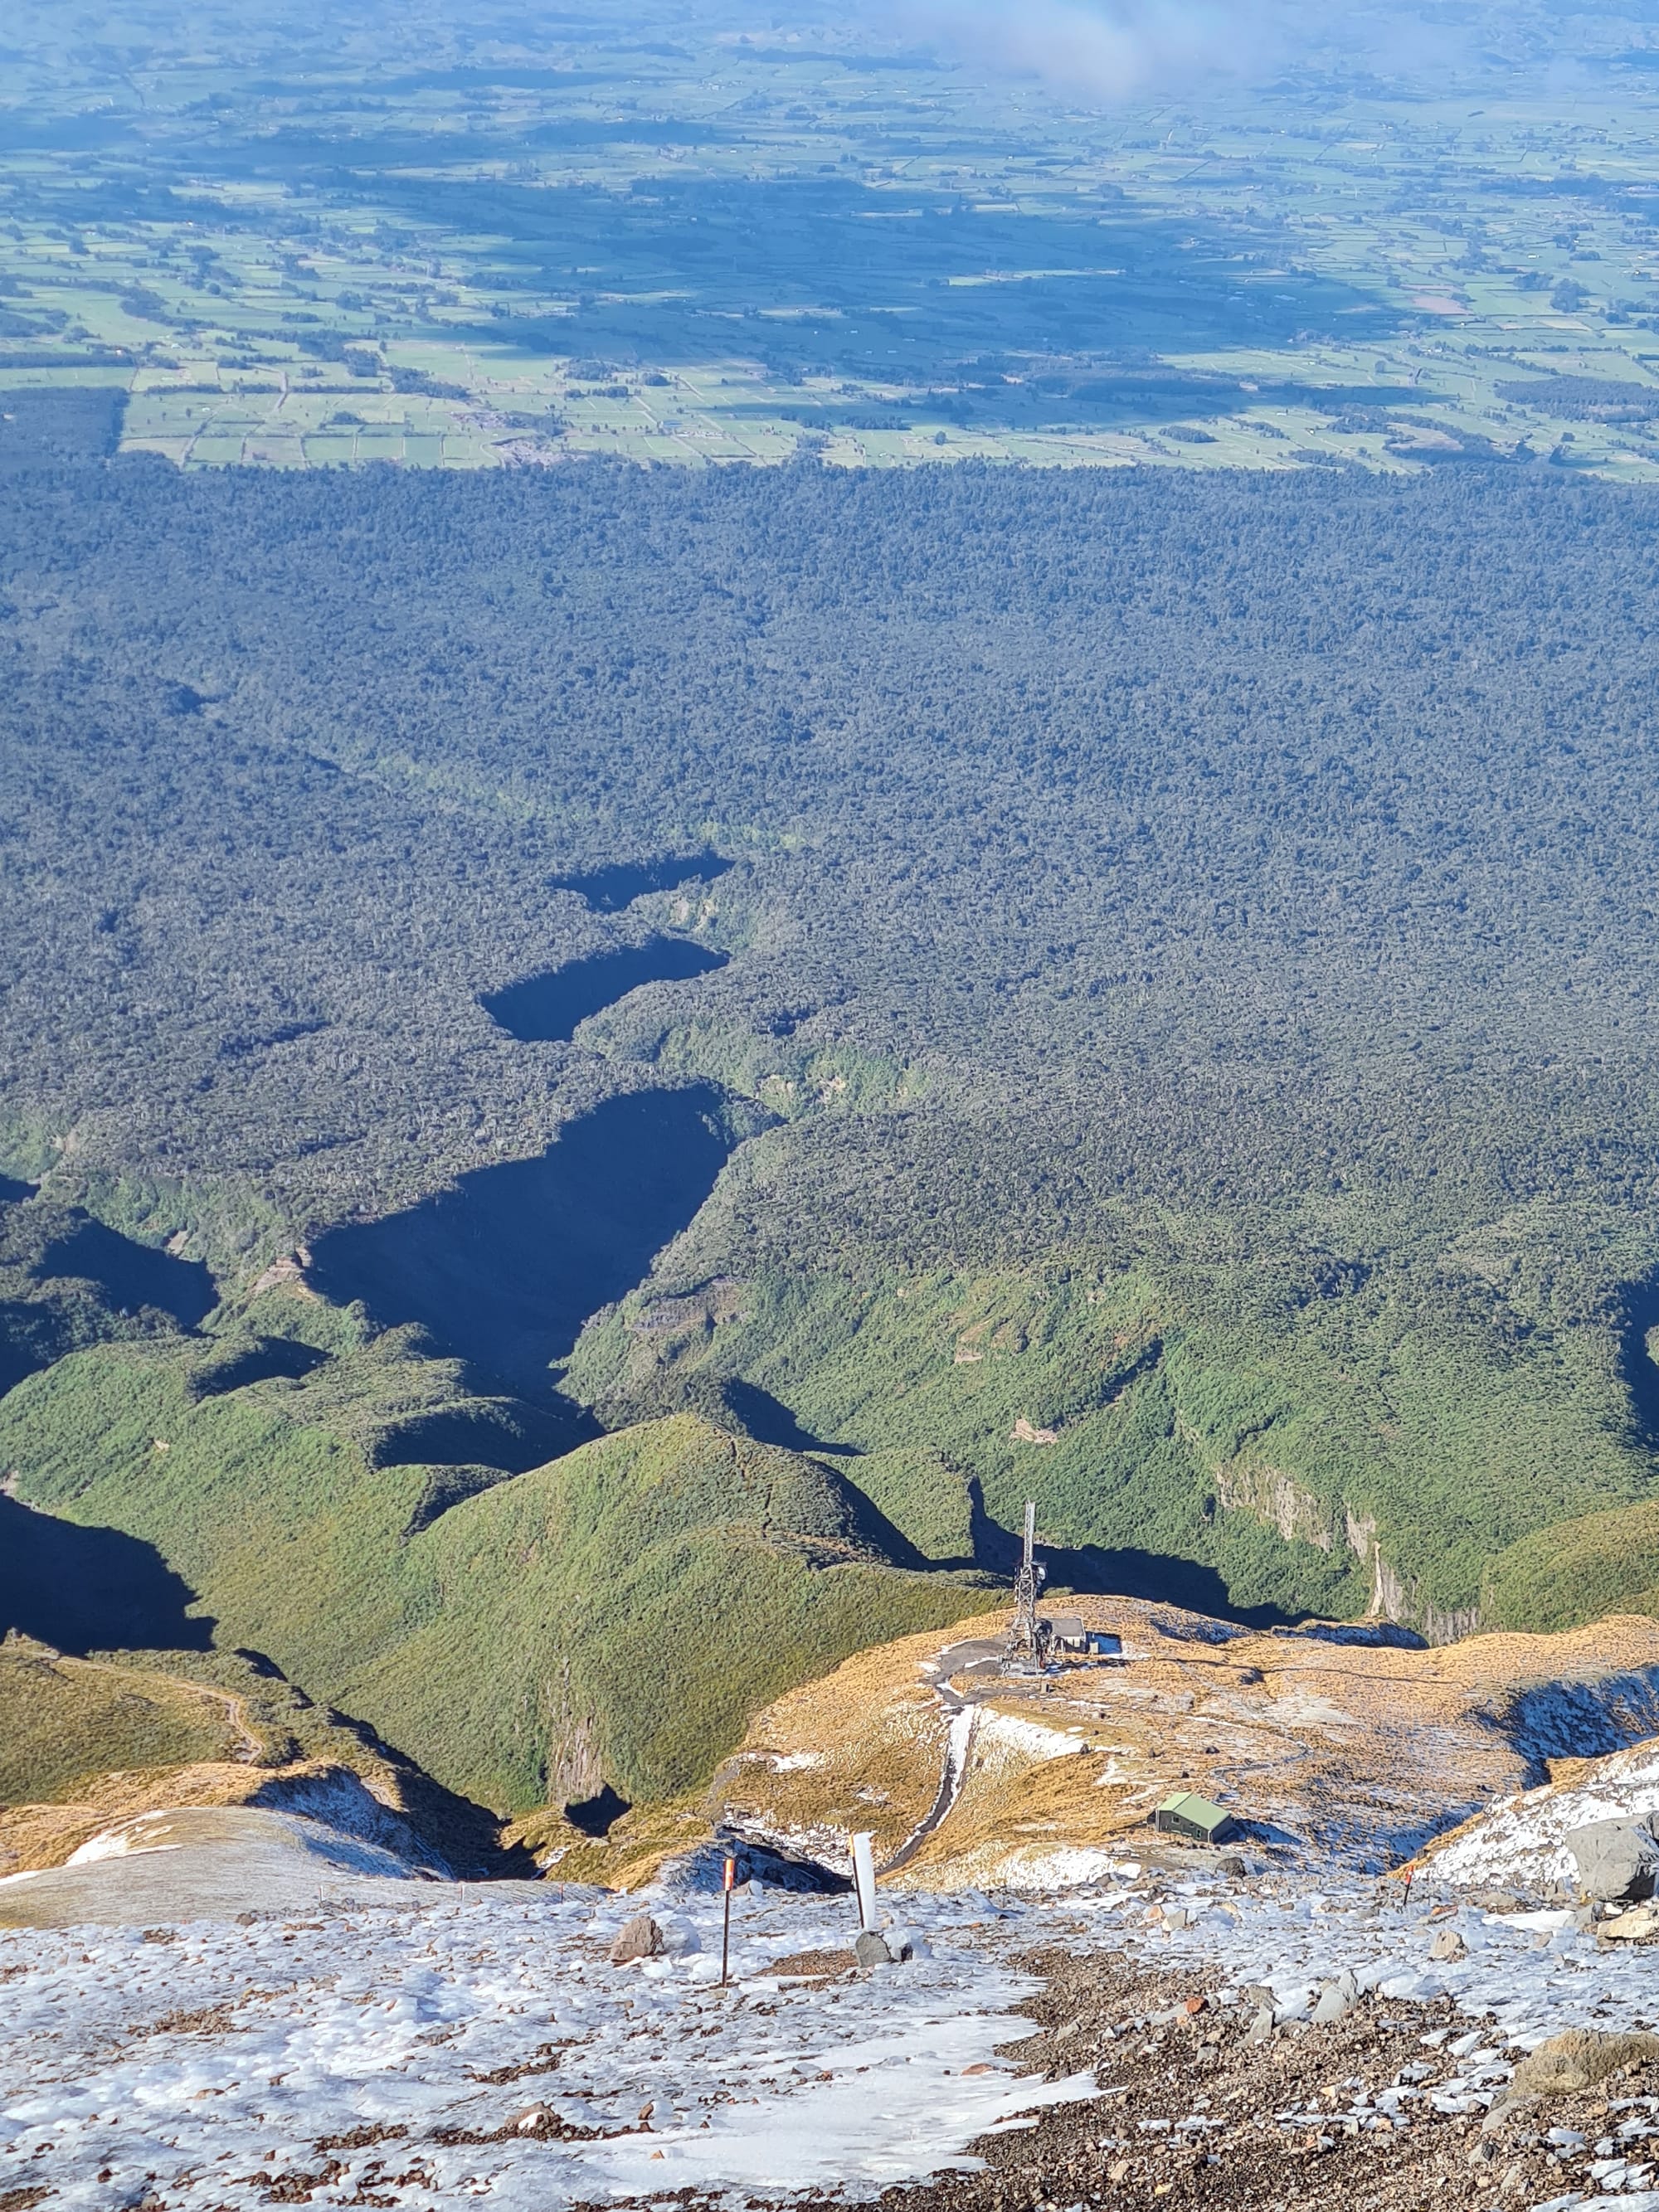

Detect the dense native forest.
[{"left": 8, "top": 386, "right": 1659, "bottom": 1815}]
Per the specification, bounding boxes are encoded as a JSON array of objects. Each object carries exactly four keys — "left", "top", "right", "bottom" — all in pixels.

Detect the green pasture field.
[{"left": 6, "top": 1, "right": 1659, "bottom": 474}]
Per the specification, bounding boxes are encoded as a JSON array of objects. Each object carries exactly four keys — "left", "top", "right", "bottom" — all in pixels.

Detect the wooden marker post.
[{"left": 720, "top": 1853, "right": 736, "bottom": 1986}]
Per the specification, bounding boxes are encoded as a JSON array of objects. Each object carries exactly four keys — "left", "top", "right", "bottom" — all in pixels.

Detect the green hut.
[{"left": 1152, "top": 1791, "right": 1237, "bottom": 1845}]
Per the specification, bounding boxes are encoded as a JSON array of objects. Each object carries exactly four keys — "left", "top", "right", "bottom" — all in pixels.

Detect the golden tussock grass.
[{"left": 716, "top": 1599, "right": 1659, "bottom": 1889}]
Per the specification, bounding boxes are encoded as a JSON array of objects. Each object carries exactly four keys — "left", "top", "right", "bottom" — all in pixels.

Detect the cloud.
[
  {"left": 902, "top": 0, "right": 1274, "bottom": 103},
  {"left": 830, "top": 0, "right": 1513, "bottom": 109}
]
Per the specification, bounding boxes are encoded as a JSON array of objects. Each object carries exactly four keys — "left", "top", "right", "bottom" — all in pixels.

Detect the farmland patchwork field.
[{"left": 8, "top": 0, "right": 1659, "bottom": 473}]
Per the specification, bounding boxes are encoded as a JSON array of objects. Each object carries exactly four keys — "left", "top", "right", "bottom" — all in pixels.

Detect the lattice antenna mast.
[{"left": 1010, "top": 1500, "right": 1047, "bottom": 1665}]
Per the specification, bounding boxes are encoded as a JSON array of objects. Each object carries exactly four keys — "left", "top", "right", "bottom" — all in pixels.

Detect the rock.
[
  {"left": 1245, "top": 2005, "right": 1274, "bottom": 2044},
  {"left": 1566, "top": 1816, "right": 1659, "bottom": 1903},
  {"left": 1311, "top": 1971, "right": 1358, "bottom": 2025},
  {"left": 1602, "top": 1901, "right": 1659, "bottom": 1942},
  {"left": 1485, "top": 2027, "right": 1659, "bottom": 2127},
  {"left": 1428, "top": 1927, "right": 1466, "bottom": 1961},
  {"left": 514, "top": 2104, "right": 557, "bottom": 2136},
  {"left": 854, "top": 1928, "right": 893, "bottom": 1967},
  {"left": 608, "top": 1913, "right": 664, "bottom": 1965}
]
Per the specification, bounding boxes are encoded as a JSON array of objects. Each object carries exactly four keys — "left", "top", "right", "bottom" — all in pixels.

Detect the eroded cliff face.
[
  {"left": 541, "top": 1660, "right": 608, "bottom": 1816},
  {"left": 1206, "top": 1452, "right": 1481, "bottom": 1642},
  {"left": 1211, "top": 1454, "right": 1338, "bottom": 1553},
  {"left": 1368, "top": 1550, "right": 1481, "bottom": 1646}
]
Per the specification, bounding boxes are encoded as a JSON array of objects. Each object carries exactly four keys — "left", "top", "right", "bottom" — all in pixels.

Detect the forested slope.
[
  {"left": 12, "top": 387, "right": 1659, "bottom": 1242},
  {"left": 0, "top": 1294, "right": 979, "bottom": 1810},
  {"left": 8, "top": 389, "right": 1659, "bottom": 1811}
]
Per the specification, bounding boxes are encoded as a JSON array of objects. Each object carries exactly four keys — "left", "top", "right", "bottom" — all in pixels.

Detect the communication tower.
[{"left": 1007, "top": 1500, "right": 1049, "bottom": 1671}]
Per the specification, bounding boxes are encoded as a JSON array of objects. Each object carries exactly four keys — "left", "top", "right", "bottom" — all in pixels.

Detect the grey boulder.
[
  {"left": 1311, "top": 1970, "right": 1359, "bottom": 2024},
  {"left": 1566, "top": 1816, "right": 1659, "bottom": 1903},
  {"left": 609, "top": 1912, "right": 664, "bottom": 1964}
]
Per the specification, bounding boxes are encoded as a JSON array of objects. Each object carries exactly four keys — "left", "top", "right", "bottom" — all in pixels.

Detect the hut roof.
[{"left": 1155, "top": 1791, "right": 1232, "bottom": 1835}]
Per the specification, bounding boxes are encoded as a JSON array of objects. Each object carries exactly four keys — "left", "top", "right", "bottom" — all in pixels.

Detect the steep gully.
[
  {"left": 480, "top": 936, "right": 729, "bottom": 1046},
  {"left": 308, "top": 1082, "right": 737, "bottom": 1408}
]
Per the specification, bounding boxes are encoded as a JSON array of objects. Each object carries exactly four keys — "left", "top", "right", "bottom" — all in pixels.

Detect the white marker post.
[{"left": 851, "top": 1830, "right": 878, "bottom": 1934}]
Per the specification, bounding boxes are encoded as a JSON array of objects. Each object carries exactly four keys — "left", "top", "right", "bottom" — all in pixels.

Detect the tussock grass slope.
[
  {"left": 714, "top": 1601, "right": 1659, "bottom": 1885},
  {"left": 0, "top": 1636, "right": 243, "bottom": 1807}
]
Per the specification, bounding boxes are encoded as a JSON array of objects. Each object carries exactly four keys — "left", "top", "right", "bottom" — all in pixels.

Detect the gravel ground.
[
  {"left": 575, "top": 1940, "right": 1659, "bottom": 2212},
  {"left": 10, "top": 1865, "right": 1658, "bottom": 2212},
  {"left": 868, "top": 1944, "right": 1657, "bottom": 2212}
]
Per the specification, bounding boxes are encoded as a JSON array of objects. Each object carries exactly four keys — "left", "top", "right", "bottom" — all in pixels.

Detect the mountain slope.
[
  {"left": 0, "top": 1323, "right": 980, "bottom": 1810},
  {"left": 14, "top": 432, "right": 1659, "bottom": 1772},
  {"left": 568, "top": 1250, "right": 1659, "bottom": 1637}
]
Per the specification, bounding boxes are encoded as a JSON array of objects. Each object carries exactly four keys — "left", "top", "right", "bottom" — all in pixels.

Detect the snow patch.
[
  {"left": 976, "top": 1711, "right": 1088, "bottom": 1762},
  {"left": 67, "top": 1817, "right": 183, "bottom": 1865},
  {"left": 985, "top": 1846, "right": 1145, "bottom": 1891},
  {"left": 0, "top": 1884, "right": 1094, "bottom": 2211},
  {"left": 1431, "top": 1738, "right": 1659, "bottom": 1892}
]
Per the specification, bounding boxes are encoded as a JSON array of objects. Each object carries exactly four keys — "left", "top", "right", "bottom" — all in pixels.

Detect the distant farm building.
[{"left": 1153, "top": 1791, "right": 1238, "bottom": 1845}]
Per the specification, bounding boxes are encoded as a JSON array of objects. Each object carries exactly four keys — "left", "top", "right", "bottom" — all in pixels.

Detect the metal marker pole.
[{"left": 720, "top": 1853, "right": 735, "bottom": 1986}]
